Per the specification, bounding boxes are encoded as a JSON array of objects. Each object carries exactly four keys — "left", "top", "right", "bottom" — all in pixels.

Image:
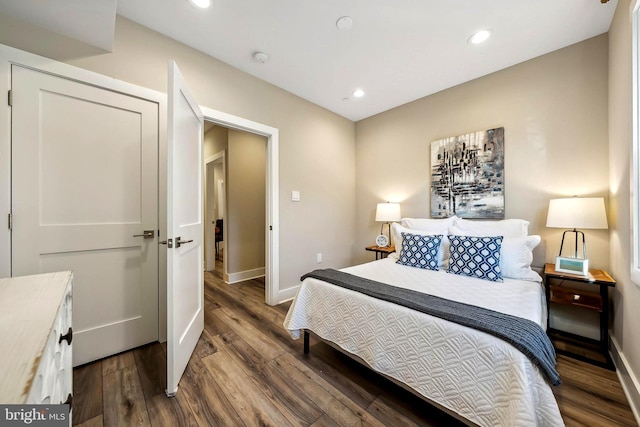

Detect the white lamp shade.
[
  {"left": 546, "top": 197, "right": 608, "bottom": 229},
  {"left": 375, "top": 202, "right": 401, "bottom": 222}
]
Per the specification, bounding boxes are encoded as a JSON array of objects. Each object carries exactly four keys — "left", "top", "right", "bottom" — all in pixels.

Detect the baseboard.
[
  {"left": 277, "top": 284, "right": 299, "bottom": 304},
  {"left": 226, "top": 267, "right": 265, "bottom": 284},
  {"left": 611, "top": 336, "right": 640, "bottom": 425}
]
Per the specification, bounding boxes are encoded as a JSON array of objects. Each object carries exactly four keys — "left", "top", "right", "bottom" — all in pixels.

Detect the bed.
[{"left": 283, "top": 217, "right": 564, "bottom": 427}]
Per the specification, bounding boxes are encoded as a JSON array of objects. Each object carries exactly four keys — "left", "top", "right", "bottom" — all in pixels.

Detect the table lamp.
[
  {"left": 375, "top": 202, "right": 401, "bottom": 247},
  {"left": 546, "top": 197, "right": 608, "bottom": 260}
]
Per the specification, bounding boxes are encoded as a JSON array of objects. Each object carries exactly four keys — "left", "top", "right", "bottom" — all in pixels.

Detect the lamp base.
[{"left": 559, "top": 229, "right": 587, "bottom": 259}]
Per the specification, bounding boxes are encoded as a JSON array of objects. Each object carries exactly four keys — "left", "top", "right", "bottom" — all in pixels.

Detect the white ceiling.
[{"left": 0, "top": 0, "right": 618, "bottom": 121}]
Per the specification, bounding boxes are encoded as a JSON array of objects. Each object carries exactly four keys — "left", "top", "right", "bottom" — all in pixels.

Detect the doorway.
[
  {"left": 200, "top": 107, "right": 280, "bottom": 305},
  {"left": 204, "top": 123, "right": 268, "bottom": 286}
]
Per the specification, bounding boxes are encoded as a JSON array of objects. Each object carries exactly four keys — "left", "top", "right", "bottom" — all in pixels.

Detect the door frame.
[{"left": 200, "top": 106, "right": 280, "bottom": 306}]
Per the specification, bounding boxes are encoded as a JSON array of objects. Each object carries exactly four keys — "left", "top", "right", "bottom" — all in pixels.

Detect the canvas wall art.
[{"left": 430, "top": 127, "right": 504, "bottom": 219}]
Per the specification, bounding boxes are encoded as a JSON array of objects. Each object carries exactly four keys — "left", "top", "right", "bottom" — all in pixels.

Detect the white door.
[
  {"left": 11, "top": 65, "right": 159, "bottom": 366},
  {"left": 166, "top": 61, "right": 204, "bottom": 396}
]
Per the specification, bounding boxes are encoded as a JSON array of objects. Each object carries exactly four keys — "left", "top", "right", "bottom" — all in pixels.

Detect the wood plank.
[
  {"left": 201, "top": 350, "right": 294, "bottom": 426},
  {"left": 558, "top": 400, "right": 634, "bottom": 427},
  {"left": 204, "top": 279, "right": 304, "bottom": 354},
  {"left": 557, "top": 356, "right": 625, "bottom": 397},
  {"left": 205, "top": 274, "right": 284, "bottom": 326},
  {"left": 179, "top": 353, "right": 244, "bottom": 426},
  {"left": 102, "top": 365, "right": 150, "bottom": 427},
  {"left": 210, "top": 331, "right": 265, "bottom": 376},
  {"left": 101, "top": 351, "right": 136, "bottom": 377},
  {"left": 309, "top": 414, "right": 341, "bottom": 427},
  {"left": 210, "top": 334, "right": 323, "bottom": 426},
  {"left": 368, "top": 391, "right": 467, "bottom": 427},
  {"left": 133, "top": 343, "right": 166, "bottom": 400},
  {"left": 146, "top": 392, "right": 201, "bottom": 427},
  {"left": 203, "top": 300, "right": 230, "bottom": 337},
  {"left": 72, "top": 361, "right": 103, "bottom": 425},
  {"left": 192, "top": 328, "right": 221, "bottom": 360},
  {"left": 74, "top": 415, "right": 103, "bottom": 427},
  {"left": 203, "top": 287, "right": 221, "bottom": 310},
  {"left": 208, "top": 306, "right": 285, "bottom": 361},
  {"left": 272, "top": 351, "right": 386, "bottom": 427},
  {"left": 365, "top": 397, "right": 422, "bottom": 427},
  {"left": 553, "top": 357, "right": 636, "bottom": 426},
  {"left": 554, "top": 381, "right": 637, "bottom": 426},
  {"left": 299, "top": 341, "right": 380, "bottom": 410}
]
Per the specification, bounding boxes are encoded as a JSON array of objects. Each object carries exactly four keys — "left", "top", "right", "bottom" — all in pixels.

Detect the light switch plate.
[{"left": 291, "top": 191, "right": 301, "bottom": 202}]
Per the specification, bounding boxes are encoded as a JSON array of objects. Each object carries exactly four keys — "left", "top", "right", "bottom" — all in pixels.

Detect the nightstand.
[
  {"left": 544, "top": 263, "right": 616, "bottom": 370},
  {"left": 365, "top": 245, "right": 395, "bottom": 260}
]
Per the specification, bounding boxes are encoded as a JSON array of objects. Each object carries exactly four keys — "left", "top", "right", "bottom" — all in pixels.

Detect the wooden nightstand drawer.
[
  {"left": 544, "top": 263, "right": 615, "bottom": 369},
  {"left": 550, "top": 284, "right": 602, "bottom": 311}
]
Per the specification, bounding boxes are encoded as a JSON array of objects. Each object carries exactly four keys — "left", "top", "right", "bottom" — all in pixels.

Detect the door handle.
[
  {"left": 159, "top": 239, "right": 173, "bottom": 248},
  {"left": 133, "top": 230, "right": 155, "bottom": 238},
  {"left": 175, "top": 237, "right": 193, "bottom": 248}
]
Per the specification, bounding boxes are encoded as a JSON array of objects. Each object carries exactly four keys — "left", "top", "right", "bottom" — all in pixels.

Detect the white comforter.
[{"left": 283, "top": 258, "right": 564, "bottom": 427}]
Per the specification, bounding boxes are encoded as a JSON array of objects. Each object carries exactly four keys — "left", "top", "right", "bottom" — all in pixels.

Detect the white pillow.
[
  {"left": 391, "top": 223, "right": 449, "bottom": 267},
  {"left": 402, "top": 216, "right": 457, "bottom": 231},
  {"left": 500, "top": 235, "right": 542, "bottom": 281},
  {"left": 452, "top": 218, "right": 529, "bottom": 238}
]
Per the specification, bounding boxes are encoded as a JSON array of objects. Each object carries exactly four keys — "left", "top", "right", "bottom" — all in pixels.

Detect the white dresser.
[{"left": 0, "top": 271, "right": 73, "bottom": 409}]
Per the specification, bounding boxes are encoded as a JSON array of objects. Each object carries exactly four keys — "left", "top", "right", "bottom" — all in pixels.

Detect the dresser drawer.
[{"left": 550, "top": 284, "right": 602, "bottom": 311}]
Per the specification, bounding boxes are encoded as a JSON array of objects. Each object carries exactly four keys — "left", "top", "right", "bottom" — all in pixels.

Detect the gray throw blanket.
[{"left": 301, "top": 268, "right": 561, "bottom": 386}]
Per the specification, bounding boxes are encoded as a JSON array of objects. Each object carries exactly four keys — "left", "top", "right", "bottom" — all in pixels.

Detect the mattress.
[{"left": 283, "top": 257, "right": 563, "bottom": 427}]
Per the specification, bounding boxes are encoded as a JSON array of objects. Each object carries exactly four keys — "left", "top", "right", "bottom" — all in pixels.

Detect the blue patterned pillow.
[
  {"left": 447, "top": 235, "right": 503, "bottom": 282},
  {"left": 396, "top": 232, "right": 443, "bottom": 271}
]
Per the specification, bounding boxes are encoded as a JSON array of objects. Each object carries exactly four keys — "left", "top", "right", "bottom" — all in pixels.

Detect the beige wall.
[
  {"left": 204, "top": 125, "right": 228, "bottom": 159},
  {"left": 227, "top": 129, "right": 266, "bottom": 276},
  {"left": 0, "top": 16, "right": 356, "bottom": 294},
  {"left": 355, "top": 35, "right": 610, "bottom": 269},
  {"left": 609, "top": 0, "right": 640, "bottom": 413}
]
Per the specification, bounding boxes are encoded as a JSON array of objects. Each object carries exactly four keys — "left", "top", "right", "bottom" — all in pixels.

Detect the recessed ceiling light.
[
  {"left": 253, "top": 52, "right": 269, "bottom": 63},
  {"left": 468, "top": 29, "right": 492, "bottom": 45},
  {"left": 188, "top": 0, "right": 211, "bottom": 9},
  {"left": 336, "top": 16, "right": 353, "bottom": 31},
  {"left": 352, "top": 89, "right": 365, "bottom": 98}
]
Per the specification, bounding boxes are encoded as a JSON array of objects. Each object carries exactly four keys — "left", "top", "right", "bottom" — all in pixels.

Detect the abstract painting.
[{"left": 430, "top": 127, "right": 504, "bottom": 219}]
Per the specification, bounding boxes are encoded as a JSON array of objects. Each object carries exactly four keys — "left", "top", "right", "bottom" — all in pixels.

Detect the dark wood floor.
[{"left": 72, "top": 264, "right": 638, "bottom": 426}]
